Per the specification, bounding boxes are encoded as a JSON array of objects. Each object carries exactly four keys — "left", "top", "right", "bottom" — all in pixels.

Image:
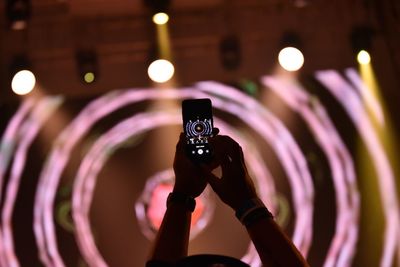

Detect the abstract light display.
[
  {"left": 135, "top": 169, "right": 213, "bottom": 240},
  {"left": 0, "top": 69, "right": 398, "bottom": 267}
]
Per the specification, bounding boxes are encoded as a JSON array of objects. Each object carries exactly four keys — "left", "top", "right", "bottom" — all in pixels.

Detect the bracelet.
[
  {"left": 235, "top": 198, "right": 273, "bottom": 226},
  {"left": 242, "top": 207, "right": 273, "bottom": 227},
  {"left": 166, "top": 192, "right": 196, "bottom": 212},
  {"left": 235, "top": 198, "right": 266, "bottom": 221}
]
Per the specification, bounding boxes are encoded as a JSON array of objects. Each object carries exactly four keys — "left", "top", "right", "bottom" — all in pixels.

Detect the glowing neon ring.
[
  {"left": 261, "top": 76, "right": 360, "bottom": 267},
  {"left": 0, "top": 97, "right": 63, "bottom": 267},
  {"left": 34, "top": 87, "right": 311, "bottom": 267},
  {"left": 72, "top": 112, "right": 273, "bottom": 266},
  {"left": 316, "top": 70, "right": 399, "bottom": 267},
  {"left": 0, "top": 70, "right": 393, "bottom": 266},
  {"left": 0, "top": 99, "right": 36, "bottom": 267},
  {"left": 134, "top": 169, "right": 216, "bottom": 240}
]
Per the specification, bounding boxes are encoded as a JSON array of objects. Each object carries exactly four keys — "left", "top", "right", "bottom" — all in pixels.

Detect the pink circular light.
[{"left": 0, "top": 69, "right": 397, "bottom": 267}]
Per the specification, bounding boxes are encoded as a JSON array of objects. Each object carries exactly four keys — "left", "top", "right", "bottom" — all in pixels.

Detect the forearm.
[
  {"left": 148, "top": 202, "right": 192, "bottom": 263},
  {"left": 246, "top": 216, "right": 310, "bottom": 267}
]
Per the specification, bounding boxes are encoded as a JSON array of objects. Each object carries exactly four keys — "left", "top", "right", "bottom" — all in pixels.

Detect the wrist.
[
  {"left": 230, "top": 193, "right": 258, "bottom": 211},
  {"left": 172, "top": 182, "right": 204, "bottom": 199},
  {"left": 172, "top": 185, "right": 193, "bottom": 197},
  {"left": 235, "top": 198, "right": 273, "bottom": 227},
  {"left": 167, "top": 191, "right": 196, "bottom": 212}
]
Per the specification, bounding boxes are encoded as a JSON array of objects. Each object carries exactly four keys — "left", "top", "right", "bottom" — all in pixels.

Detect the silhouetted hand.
[
  {"left": 172, "top": 133, "right": 207, "bottom": 198},
  {"left": 205, "top": 135, "right": 258, "bottom": 210}
]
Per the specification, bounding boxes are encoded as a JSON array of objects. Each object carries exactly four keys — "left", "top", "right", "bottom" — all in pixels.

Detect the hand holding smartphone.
[{"left": 181, "top": 98, "right": 214, "bottom": 163}]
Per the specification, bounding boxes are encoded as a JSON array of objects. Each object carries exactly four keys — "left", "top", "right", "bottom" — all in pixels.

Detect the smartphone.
[{"left": 181, "top": 98, "right": 214, "bottom": 162}]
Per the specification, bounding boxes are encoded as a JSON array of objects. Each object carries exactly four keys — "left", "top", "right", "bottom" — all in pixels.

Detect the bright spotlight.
[
  {"left": 152, "top": 12, "right": 169, "bottom": 25},
  {"left": 350, "top": 26, "right": 374, "bottom": 65},
  {"left": 357, "top": 50, "right": 371, "bottom": 65},
  {"left": 84, "top": 72, "right": 95, "bottom": 84},
  {"left": 147, "top": 59, "right": 174, "bottom": 83},
  {"left": 6, "top": 0, "right": 31, "bottom": 30},
  {"left": 278, "top": 47, "right": 304, "bottom": 71},
  {"left": 11, "top": 70, "right": 36, "bottom": 95},
  {"left": 76, "top": 50, "right": 98, "bottom": 84}
]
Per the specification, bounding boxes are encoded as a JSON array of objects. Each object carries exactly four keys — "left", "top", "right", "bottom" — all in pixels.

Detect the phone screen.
[{"left": 181, "top": 98, "right": 214, "bottom": 162}]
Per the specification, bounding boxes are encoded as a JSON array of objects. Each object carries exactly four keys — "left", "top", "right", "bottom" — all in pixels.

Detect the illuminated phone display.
[{"left": 182, "top": 98, "right": 214, "bottom": 162}]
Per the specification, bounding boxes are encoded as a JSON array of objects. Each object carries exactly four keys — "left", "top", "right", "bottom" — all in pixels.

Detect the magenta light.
[
  {"left": 135, "top": 169, "right": 215, "bottom": 240},
  {"left": 2, "top": 97, "right": 62, "bottom": 267},
  {"left": 197, "top": 81, "right": 315, "bottom": 255},
  {"left": 316, "top": 70, "right": 399, "bottom": 267},
  {"left": 0, "top": 69, "right": 396, "bottom": 267},
  {"left": 0, "top": 99, "right": 35, "bottom": 267},
  {"left": 72, "top": 112, "right": 275, "bottom": 266},
  {"left": 37, "top": 86, "right": 309, "bottom": 267},
  {"left": 262, "top": 76, "right": 360, "bottom": 267}
]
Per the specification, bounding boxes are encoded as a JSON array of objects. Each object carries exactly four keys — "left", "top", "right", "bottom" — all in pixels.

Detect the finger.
[
  {"left": 208, "top": 134, "right": 229, "bottom": 154},
  {"left": 237, "top": 145, "right": 247, "bottom": 166},
  {"left": 220, "top": 139, "right": 242, "bottom": 163},
  {"left": 200, "top": 165, "right": 222, "bottom": 190},
  {"left": 176, "top": 132, "right": 186, "bottom": 150},
  {"left": 219, "top": 154, "right": 236, "bottom": 177},
  {"left": 212, "top": 127, "right": 220, "bottom": 136},
  {"left": 214, "top": 135, "right": 240, "bottom": 152},
  {"left": 232, "top": 142, "right": 245, "bottom": 163}
]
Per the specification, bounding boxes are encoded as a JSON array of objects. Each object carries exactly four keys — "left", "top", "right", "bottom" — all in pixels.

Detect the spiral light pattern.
[{"left": 0, "top": 69, "right": 398, "bottom": 267}]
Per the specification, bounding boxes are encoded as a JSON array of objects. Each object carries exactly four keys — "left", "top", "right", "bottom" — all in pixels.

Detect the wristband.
[
  {"left": 242, "top": 207, "right": 273, "bottom": 227},
  {"left": 166, "top": 192, "right": 196, "bottom": 212},
  {"left": 235, "top": 198, "right": 266, "bottom": 221},
  {"left": 235, "top": 198, "right": 273, "bottom": 226}
]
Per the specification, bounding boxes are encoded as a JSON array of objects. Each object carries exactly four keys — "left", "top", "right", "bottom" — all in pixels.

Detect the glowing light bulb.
[
  {"left": 11, "top": 70, "right": 36, "bottom": 95},
  {"left": 84, "top": 72, "right": 95, "bottom": 83},
  {"left": 147, "top": 59, "right": 174, "bottom": 83},
  {"left": 152, "top": 12, "right": 169, "bottom": 25},
  {"left": 278, "top": 47, "right": 305, "bottom": 72},
  {"left": 357, "top": 50, "right": 371, "bottom": 65}
]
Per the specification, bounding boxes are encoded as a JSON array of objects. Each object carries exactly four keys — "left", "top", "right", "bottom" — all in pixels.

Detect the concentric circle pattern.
[{"left": 0, "top": 69, "right": 398, "bottom": 267}]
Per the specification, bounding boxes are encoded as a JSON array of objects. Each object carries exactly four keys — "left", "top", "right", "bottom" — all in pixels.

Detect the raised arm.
[
  {"left": 205, "top": 135, "right": 310, "bottom": 267},
  {"left": 147, "top": 133, "right": 207, "bottom": 265}
]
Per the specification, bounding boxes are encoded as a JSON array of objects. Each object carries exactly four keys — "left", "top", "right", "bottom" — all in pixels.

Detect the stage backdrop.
[{"left": 0, "top": 69, "right": 399, "bottom": 267}]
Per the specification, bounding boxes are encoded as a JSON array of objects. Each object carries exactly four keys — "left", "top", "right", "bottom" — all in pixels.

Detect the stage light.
[
  {"left": 147, "top": 59, "right": 174, "bottom": 83},
  {"left": 76, "top": 50, "right": 98, "bottom": 84},
  {"left": 278, "top": 47, "right": 304, "bottom": 71},
  {"left": 278, "top": 32, "right": 304, "bottom": 72},
  {"left": 219, "top": 35, "right": 241, "bottom": 71},
  {"left": 9, "top": 55, "right": 35, "bottom": 95},
  {"left": 144, "top": 0, "right": 171, "bottom": 23},
  {"left": 11, "top": 70, "right": 36, "bottom": 95},
  {"left": 350, "top": 26, "right": 374, "bottom": 64},
  {"left": 83, "top": 72, "right": 95, "bottom": 84},
  {"left": 357, "top": 50, "right": 371, "bottom": 65},
  {"left": 6, "top": 0, "right": 31, "bottom": 30},
  {"left": 152, "top": 12, "right": 169, "bottom": 25}
]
